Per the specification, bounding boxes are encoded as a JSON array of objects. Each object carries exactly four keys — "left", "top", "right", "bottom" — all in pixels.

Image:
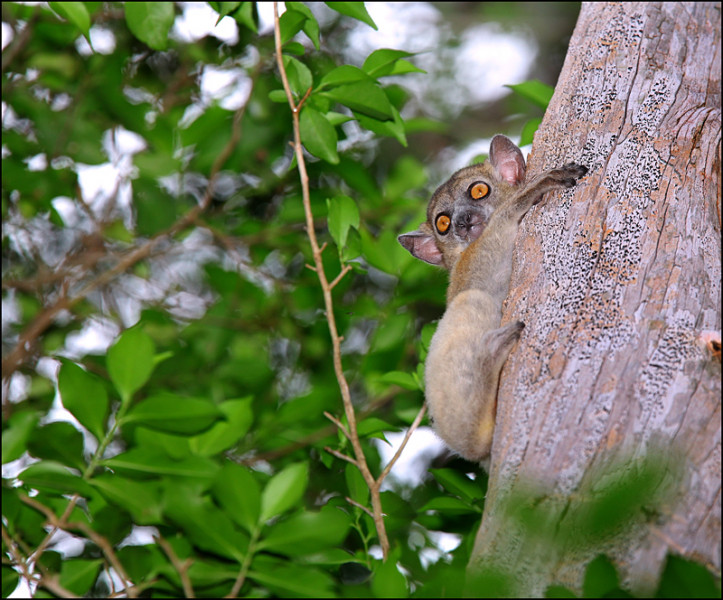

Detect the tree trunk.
[{"left": 470, "top": 2, "right": 721, "bottom": 596}]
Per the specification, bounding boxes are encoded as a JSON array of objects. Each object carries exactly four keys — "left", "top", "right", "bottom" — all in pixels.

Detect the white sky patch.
[
  {"left": 172, "top": 1, "right": 239, "bottom": 44},
  {"left": 75, "top": 26, "right": 117, "bottom": 56},
  {"left": 25, "top": 152, "right": 47, "bottom": 171},
  {"left": 454, "top": 23, "right": 536, "bottom": 104},
  {"left": 338, "top": 2, "right": 537, "bottom": 120},
  {"left": 375, "top": 426, "right": 446, "bottom": 490},
  {"left": 63, "top": 317, "right": 120, "bottom": 358},
  {"left": 2, "top": 21, "right": 13, "bottom": 50},
  {"left": 345, "top": 2, "right": 443, "bottom": 58},
  {"left": 200, "top": 65, "right": 253, "bottom": 110},
  {"left": 256, "top": 2, "right": 283, "bottom": 35}
]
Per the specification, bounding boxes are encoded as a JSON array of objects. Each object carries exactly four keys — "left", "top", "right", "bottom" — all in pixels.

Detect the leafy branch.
[
  {"left": 272, "top": 2, "right": 426, "bottom": 561},
  {"left": 1, "top": 70, "right": 255, "bottom": 384}
]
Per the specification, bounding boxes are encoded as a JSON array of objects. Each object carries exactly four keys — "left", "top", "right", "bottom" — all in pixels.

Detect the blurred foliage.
[{"left": 1, "top": 2, "right": 718, "bottom": 598}]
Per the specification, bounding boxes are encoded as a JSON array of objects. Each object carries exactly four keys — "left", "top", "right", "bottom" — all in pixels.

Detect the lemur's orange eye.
[
  {"left": 436, "top": 214, "right": 451, "bottom": 234},
  {"left": 470, "top": 182, "right": 490, "bottom": 199}
]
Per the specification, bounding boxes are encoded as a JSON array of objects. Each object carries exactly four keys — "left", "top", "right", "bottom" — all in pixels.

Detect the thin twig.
[
  {"left": 323, "top": 411, "right": 351, "bottom": 440},
  {"left": 329, "top": 265, "right": 352, "bottom": 290},
  {"left": 156, "top": 536, "right": 194, "bottom": 598},
  {"left": 2, "top": 524, "right": 80, "bottom": 598},
  {"left": 273, "top": 1, "right": 405, "bottom": 559},
  {"left": 20, "top": 495, "right": 136, "bottom": 598},
  {"left": 377, "top": 405, "right": 427, "bottom": 483},
  {"left": 30, "top": 494, "right": 80, "bottom": 566},
  {"left": 225, "top": 526, "right": 260, "bottom": 598},
  {"left": 243, "top": 387, "right": 403, "bottom": 465},
  {"left": 324, "top": 446, "right": 358, "bottom": 465},
  {"left": 345, "top": 497, "right": 375, "bottom": 519}
]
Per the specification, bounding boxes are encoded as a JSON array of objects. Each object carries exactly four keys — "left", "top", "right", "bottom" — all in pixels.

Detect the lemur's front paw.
[{"left": 559, "top": 163, "right": 588, "bottom": 187}]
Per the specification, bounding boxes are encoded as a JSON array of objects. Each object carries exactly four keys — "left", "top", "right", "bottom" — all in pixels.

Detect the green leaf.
[
  {"left": 164, "top": 481, "right": 249, "bottom": 562},
  {"left": 135, "top": 427, "right": 190, "bottom": 460},
  {"left": 388, "top": 59, "right": 426, "bottom": 75},
  {"left": 544, "top": 585, "right": 578, "bottom": 598},
  {"left": 249, "top": 556, "right": 335, "bottom": 598},
  {"left": 59, "top": 559, "right": 103, "bottom": 596},
  {"left": 260, "top": 462, "right": 309, "bottom": 521},
  {"left": 212, "top": 462, "right": 261, "bottom": 532},
  {"left": 282, "top": 55, "right": 313, "bottom": 97},
  {"left": 123, "top": 392, "right": 224, "bottom": 435},
  {"left": 421, "top": 322, "right": 437, "bottom": 352},
  {"left": 48, "top": 2, "right": 90, "bottom": 38},
  {"left": 429, "top": 469, "right": 485, "bottom": 502},
  {"left": 361, "top": 225, "right": 410, "bottom": 273},
  {"left": 419, "top": 496, "right": 479, "bottom": 514},
  {"left": 372, "top": 312, "right": 412, "bottom": 353},
  {"left": 362, "top": 49, "right": 415, "bottom": 78},
  {"left": 212, "top": 2, "right": 240, "bottom": 21},
  {"left": 583, "top": 555, "right": 620, "bottom": 598},
  {"left": 134, "top": 152, "right": 181, "bottom": 178},
  {"left": 378, "top": 371, "right": 420, "bottom": 391},
  {"left": 325, "top": 111, "right": 354, "bottom": 126},
  {"left": 296, "top": 549, "right": 362, "bottom": 566},
  {"left": 519, "top": 117, "right": 543, "bottom": 147},
  {"left": 257, "top": 505, "right": 350, "bottom": 556},
  {"left": 385, "top": 155, "right": 427, "bottom": 199},
  {"left": 58, "top": 359, "right": 109, "bottom": 441},
  {"left": 90, "top": 475, "right": 163, "bottom": 525},
  {"left": 189, "top": 397, "right": 253, "bottom": 456},
  {"left": 286, "top": 2, "right": 320, "bottom": 50},
  {"left": 107, "top": 327, "right": 156, "bottom": 403},
  {"left": 102, "top": 448, "right": 220, "bottom": 479},
  {"left": 324, "top": 2, "right": 377, "bottom": 30},
  {"left": 506, "top": 79, "right": 554, "bottom": 109},
  {"left": 319, "top": 65, "right": 374, "bottom": 90},
  {"left": 343, "top": 227, "right": 362, "bottom": 262},
  {"left": 326, "top": 195, "right": 359, "bottom": 251},
  {"left": 353, "top": 105, "right": 407, "bottom": 146},
  {"left": 27, "top": 422, "right": 86, "bottom": 471},
  {"left": 124, "top": 2, "right": 175, "bottom": 51},
  {"left": 403, "top": 117, "right": 448, "bottom": 134},
  {"left": 18, "top": 461, "right": 94, "bottom": 497},
  {"left": 231, "top": 2, "right": 257, "bottom": 33},
  {"left": 356, "top": 417, "right": 399, "bottom": 440},
  {"left": 322, "top": 81, "right": 393, "bottom": 120},
  {"left": 211, "top": 2, "right": 240, "bottom": 25},
  {"left": 656, "top": 554, "right": 721, "bottom": 598},
  {"left": 186, "top": 558, "right": 238, "bottom": 587},
  {"left": 269, "top": 89, "right": 289, "bottom": 103},
  {"left": 283, "top": 41, "right": 306, "bottom": 56},
  {"left": 372, "top": 555, "right": 408, "bottom": 598},
  {"left": 2, "top": 411, "right": 39, "bottom": 464},
  {"left": 345, "top": 464, "right": 369, "bottom": 506},
  {"left": 300, "top": 107, "right": 339, "bottom": 164},
  {"left": 279, "top": 7, "right": 305, "bottom": 44},
  {"left": 2, "top": 566, "right": 19, "bottom": 599}
]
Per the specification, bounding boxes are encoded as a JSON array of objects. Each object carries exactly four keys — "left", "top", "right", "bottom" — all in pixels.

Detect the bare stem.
[
  {"left": 273, "top": 1, "right": 394, "bottom": 559},
  {"left": 323, "top": 410, "right": 351, "bottom": 440},
  {"left": 324, "top": 446, "right": 358, "bottom": 465},
  {"left": 20, "top": 495, "right": 137, "bottom": 598},
  {"left": 156, "top": 536, "right": 195, "bottom": 598},
  {"left": 377, "top": 405, "right": 427, "bottom": 483}
]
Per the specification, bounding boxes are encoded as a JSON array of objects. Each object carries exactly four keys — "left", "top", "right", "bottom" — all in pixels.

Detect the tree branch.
[
  {"left": 1, "top": 69, "right": 256, "bottom": 382},
  {"left": 272, "top": 2, "right": 428, "bottom": 561}
]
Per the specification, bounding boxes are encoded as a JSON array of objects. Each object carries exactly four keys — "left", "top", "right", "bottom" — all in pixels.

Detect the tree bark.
[{"left": 470, "top": 2, "right": 721, "bottom": 596}]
